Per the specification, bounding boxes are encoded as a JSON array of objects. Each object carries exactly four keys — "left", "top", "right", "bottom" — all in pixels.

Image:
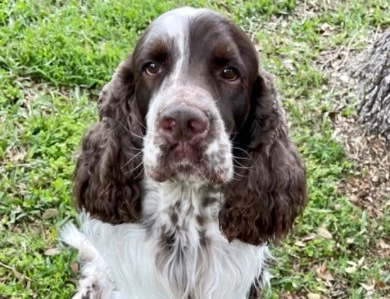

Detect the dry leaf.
[
  {"left": 0, "top": 261, "right": 31, "bottom": 282},
  {"left": 328, "top": 111, "right": 338, "bottom": 122},
  {"left": 339, "top": 74, "right": 350, "bottom": 83},
  {"left": 345, "top": 266, "right": 357, "bottom": 273},
  {"left": 316, "top": 263, "right": 334, "bottom": 281},
  {"left": 44, "top": 248, "right": 60, "bottom": 256},
  {"left": 301, "top": 234, "right": 316, "bottom": 242},
  {"left": 360, "top": 282, "right": 375, "bottom": 291},
  {"left": 357, "top": 257, "right": 365, "bottom": 267},
  {"left": 334, "top": 204, "right": 342, "bottom": 210},
  {"left": 320, "top": 23, "right": 331, "bottom": 31},
  {"left": 319, "top": 22, "right": 333, "bottom": 36},
  {"left": 307, "top": 293, "right": 322, "bottom": 299},
  {"left": 375, "top": 280, "right": 386, "bottom": 288},
  {"left": 378, "top": 239, "right": 390, "bottom": 249},
  {"left": 322, "top": 271, "right": 334, "bottom": 281},
  {"left": 317, "top": 227, "right": 333, "bottom": 239},
  {"left": 295, "top": 241, "right": 306, "bottom": 247},
  {"left": 10, "top": 151, "right": 26, "bottom": 162},
  {"left": 70, "top": 262, "right": 79, "bottom": 273},
  {"left": 318, "top": 263, "right": 327, "bottom": 272},
  {"left": 282, "top": 59, "right": 295, "bottom": 72},
  {"left": 42, "top": 208, "right": 59, "bottom": 220},
  {"left": 13, "top": 269, "right": 24, "bottom": 280}
]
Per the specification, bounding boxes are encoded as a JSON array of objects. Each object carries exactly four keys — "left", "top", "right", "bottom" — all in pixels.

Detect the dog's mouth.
[
  {"left": 155, "top": 141, "right": 205, "bottom": 178},
  {"left": 168, "top": 142, "right": 201, "bottom": 163},
  {"left": 146, "top": 140, "right": 230, "bottom": 184}
]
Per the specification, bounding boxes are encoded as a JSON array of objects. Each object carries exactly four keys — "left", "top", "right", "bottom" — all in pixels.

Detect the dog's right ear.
[
  {"left": 220, "top": 69, "right": 307, "bottom": 245},
  {"left": 73, "top": 55, "right": 144, "bottom": 224}
]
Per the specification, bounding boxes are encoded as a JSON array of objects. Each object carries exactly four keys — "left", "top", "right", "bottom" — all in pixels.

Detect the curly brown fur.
[
  {"left": 73, "top": 57, "right": 144, "bottom": 223},
  {"left": 220, "top": 71, "right": 307, "bottom": 245},
  {"left": 73, "top": 9, "right": 307, "bottom": 245},
  {"left": 68, "top": 8, "right": 308, "bottom": 299}
]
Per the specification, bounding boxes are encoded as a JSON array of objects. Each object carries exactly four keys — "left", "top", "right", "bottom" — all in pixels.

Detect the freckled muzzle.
[{"left": 144, "top": 87, "right": 233, "bottom": 184}]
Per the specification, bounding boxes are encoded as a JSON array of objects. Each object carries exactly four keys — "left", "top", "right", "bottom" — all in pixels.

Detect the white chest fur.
[{"left": 68, "top": 178, "right": 269, "bottom": 299}]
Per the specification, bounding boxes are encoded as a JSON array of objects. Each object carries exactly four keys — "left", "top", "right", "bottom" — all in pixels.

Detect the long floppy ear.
[
  {"left": 73, "top": 56, "right": 144, "bottom": 224},
  {"left": 220, "top": 69, "right": 307, "bottom": 245}
]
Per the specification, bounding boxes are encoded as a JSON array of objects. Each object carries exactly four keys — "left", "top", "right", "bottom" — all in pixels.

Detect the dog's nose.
[{"left": 159, "top": 105, "right": 209, "bottom": 142}]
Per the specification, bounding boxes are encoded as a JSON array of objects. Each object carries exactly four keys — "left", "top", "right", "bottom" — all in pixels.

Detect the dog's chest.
[
  {"left": 122, "top": 218, "right": 267, "bottom": 299},
  {"left": 87, "top": 182, "right": 269, "bottom": 298},
  {"left": 122, "top": 182, "right": 268, "bottom": 298}
]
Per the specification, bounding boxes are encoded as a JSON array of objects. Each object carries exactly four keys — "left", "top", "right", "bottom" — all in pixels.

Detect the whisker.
[
  {"left": 124, "top": 161, "right": 144, "bottom": 176},
  {"left": 228, "top": 176, "right": 240, "bottom": 182},
  {"left": 130, "top": 146, "right": 144, "bottom": 151},
  {"left": 233, "top": 156, "right": 250, "bottom": 165},
  {"left": 232, "top": 146, "right": 253, "bottom": 161},
  {"left": 124, "top": 144, "right": 144, "bottom": 151},
  {"left": 134, "top": 168, "right": 144, "bottom": 180},
  {"left": 121, "top": 151, "right": 143, "bottom": 169},
  {"left": 117, "top": 120, "right": 162, "bottom": 141},
  {"left": 233, "top": 164, "right": 252, "bottom": 171},
  {"left": 229, "top": 131, "right": 239, "bottom": 141},
  {"left": 117, "top": 121, "right": 146, "bottom": 139},
  {"left": 231, "top": 170, "right": 248, "bottom": 180},
  {"left": 232, "top": 155, "right": 251, "bottom": 160},
  {"left": 211, "top": 147, "right": 252, "bottom": 170},
  {"left": 151, "top": 142, "right": 167, "bottom": 147},
  {"left": 213, "top": 97, "right": 222, "bottom": 104},
  {"left": 233, "top": 160, "right": 253, "bottom": 172},
  {"left": 135, "top": 117, "right": 147, "bottom": 130},
  {"left": 229, "top": 174, "right": 244, "bottom": 182}
]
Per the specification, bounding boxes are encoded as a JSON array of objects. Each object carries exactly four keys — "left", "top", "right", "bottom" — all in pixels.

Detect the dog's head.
[{"left": 74, "top": 7, "right": 307, "bottom": 245}]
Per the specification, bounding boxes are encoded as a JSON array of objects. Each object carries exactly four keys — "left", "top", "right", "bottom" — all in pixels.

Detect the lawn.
[{"left": 0, "top": 0, "right": 389, "bottom": 298}]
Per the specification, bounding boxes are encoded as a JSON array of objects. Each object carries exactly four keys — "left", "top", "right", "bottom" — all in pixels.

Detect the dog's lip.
[
  {"left": 169, "top": 142, "right": 198, "bottom": 162},
  {"left": 149, "top": 141, "right": 232, "bottom": 184},
  {"left": 147, "top": 143, "right": 199, "bottom": 182}
]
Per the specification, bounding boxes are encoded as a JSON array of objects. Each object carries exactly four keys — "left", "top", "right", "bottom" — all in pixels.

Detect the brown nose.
[{"left": 159, "top": 105, "right": 209, "bottom": 142}]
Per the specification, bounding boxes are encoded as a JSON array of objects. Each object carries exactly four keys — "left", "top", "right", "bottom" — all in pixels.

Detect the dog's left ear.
[
  {"left": 220, "top": 69, "right": 307, "bottom": 245},
  {"left": 73, "top": 56, "right": 144, "bottom": 224}
]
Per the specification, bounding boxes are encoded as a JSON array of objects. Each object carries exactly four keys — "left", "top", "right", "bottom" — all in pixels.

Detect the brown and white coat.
[{"left": 62, "top": 7, "right": 307, "bottom": 299}]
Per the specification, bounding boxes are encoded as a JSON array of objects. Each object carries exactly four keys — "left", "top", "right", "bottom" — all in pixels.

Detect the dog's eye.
[
  {"left": 221, "top": 67, "right": 239, "bottom": 81},
  {"left": 144, "top": 62, "right": 161, "bottom": 76}
]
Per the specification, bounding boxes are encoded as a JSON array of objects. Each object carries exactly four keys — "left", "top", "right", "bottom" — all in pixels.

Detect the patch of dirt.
[
  {"left": 317, "top": 28, "right": 390, "bottom": 219},
  {"left": 335, "top": 115, "right": 390, "bottom": 218},
  {"left": 254, "top": 2, "right": 389, "bottom": 298},
  {"left": 311, "top": 18, "right": 390, "bottom": 299}
]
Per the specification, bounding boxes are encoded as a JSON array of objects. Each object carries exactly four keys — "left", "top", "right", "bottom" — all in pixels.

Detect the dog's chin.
[
  {"left": 145, "top": 142, "right": 233, "bottom": 185},
  {"left": 146, "top": 160, "right": 231, "bottom": 185}
]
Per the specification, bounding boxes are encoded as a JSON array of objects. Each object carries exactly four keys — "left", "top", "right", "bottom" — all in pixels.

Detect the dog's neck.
[
  {"left": 142, "top": 176, "right": 223, "bottom": 238},
  {"left": 71, "top": 176, "right": 270, "bottom": 299}
]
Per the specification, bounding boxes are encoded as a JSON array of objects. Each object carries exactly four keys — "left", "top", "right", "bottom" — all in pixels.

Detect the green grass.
[{"left": 1, "top": 0, "right": 389, "bottom": 298}]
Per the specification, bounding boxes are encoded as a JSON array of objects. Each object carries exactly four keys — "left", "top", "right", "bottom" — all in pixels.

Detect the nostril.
[
  {"left": 159, "top": 105, "right": 209, "bottom": 142},
  {"left": 188, "top": 118, "right": 208, "bottom": 135},
  {"left": 160, "top": 117, "right": 176, "bottom": 132}
]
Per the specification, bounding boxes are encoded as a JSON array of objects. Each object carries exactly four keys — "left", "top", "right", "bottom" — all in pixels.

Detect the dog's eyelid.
[
  {"left": 221, "top": 66, "right": 240, "bottom": 81},
  {"left": 143, "top": 61, "right": 162, "bottom": 76}
]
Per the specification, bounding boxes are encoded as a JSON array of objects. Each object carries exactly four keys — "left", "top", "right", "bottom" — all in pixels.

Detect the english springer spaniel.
[{"left": 62, "top": 7, "right": 307, "bottom": 299}]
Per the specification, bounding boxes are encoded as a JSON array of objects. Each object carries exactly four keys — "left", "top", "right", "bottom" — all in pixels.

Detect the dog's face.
[
  {"left": 131, "top": 8, "right": 259, "bottom": 184},
  {"left": 75, "top": 7, "right": 307, "bottom": 244}
]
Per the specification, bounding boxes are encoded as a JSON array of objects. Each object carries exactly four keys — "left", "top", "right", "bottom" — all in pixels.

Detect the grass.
[{"left": 0, "top": 0, "right": 389, "bottom": 298}]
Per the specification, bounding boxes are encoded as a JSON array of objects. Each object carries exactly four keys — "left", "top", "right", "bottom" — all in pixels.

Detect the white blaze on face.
[
  {"left": 147, "top": 7, "right": 214, "bottom": 84},
  {"left": 142, "top": 7, "right": 234, "bottom": 183}
]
